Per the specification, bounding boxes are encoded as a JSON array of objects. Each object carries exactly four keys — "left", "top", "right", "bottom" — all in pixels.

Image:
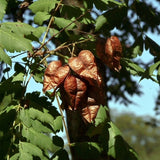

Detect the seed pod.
[
  {"left": 43, "top": 61, "right": 70, "bottom": 93},
  {"left": 43, "top": 61, "right": 62, "bottom": 92},
  {"left": 105, "top": 36, "right": 122, "bottom": 72},
  {"left": 63, "top": 75, "right": 87, "bottom": 110},
  {"left": 68, "top": 50, "right": 102, "bottom": 87},
  {"left": 81, "top": 105, "right": 100, "bottom": 123},
  {"left": 81, "top": 85, "right": 106, "bottom": 123},
  {"left": 96, "top": 37, "right": 107, "bottom": 64}
]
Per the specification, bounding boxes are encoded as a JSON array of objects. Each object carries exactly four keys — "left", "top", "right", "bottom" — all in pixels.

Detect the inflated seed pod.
[
  {"left": 63, "top": 75, "right": 87, "bottom": 110},
  {"left": 43, "top": 60, "right": 70, "bottom": 93},
  {"left": 105, "top": 36, "right": 122, "bottom": 72},
  {"left": 68, "top": 50, "right": 102, "bottom": 87}
]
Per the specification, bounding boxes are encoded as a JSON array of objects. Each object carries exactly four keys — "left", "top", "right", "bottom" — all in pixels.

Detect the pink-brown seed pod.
[
  {"left": 105, "top": 36, "right": 122, "bottom": 72},
  {"left": 68, "top": 50, "right": 102, "bottom": 87},
  {"left": 43, "top": 61, "right": 69, "bottom": 93},
  {"left": 64, "top": 75, "right": 87, "bottom": 110}
]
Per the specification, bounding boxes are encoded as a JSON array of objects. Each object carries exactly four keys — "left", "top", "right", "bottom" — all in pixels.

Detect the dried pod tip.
[{"left": 105, "top": 36, "right": 122, "bottom": 71}]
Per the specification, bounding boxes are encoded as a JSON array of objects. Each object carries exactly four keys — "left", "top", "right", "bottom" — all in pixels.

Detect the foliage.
[
  {"left": 112, "top": 111, "right": 160, "bottom": 160},
  {"left": 0, "top": 0, "right": 160, "bottom": 159}
]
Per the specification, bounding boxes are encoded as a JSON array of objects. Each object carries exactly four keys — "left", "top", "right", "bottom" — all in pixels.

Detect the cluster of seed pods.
[
  {"left": 43, "top": 36, "right": 122, "bottom": 123},
  {"left": 43, "top": 50, "right": 106, "bottom": 123}
]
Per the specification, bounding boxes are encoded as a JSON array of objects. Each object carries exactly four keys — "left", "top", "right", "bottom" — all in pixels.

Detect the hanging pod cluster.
[
  {"left": 43, "top": 36, "right": 122, "bottom": 123},
  {"left": 96, "top": 36, "right": 122, "bottom": 72},
  {"left": 43, "top": 50, "right": 106, "bottom": 123}
]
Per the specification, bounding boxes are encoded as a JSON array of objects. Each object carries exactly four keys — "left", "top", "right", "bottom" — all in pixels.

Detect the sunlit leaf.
[
  {"left": 95, "top": 6, "right": 127, "bottom": 31},
  {"left": 0, "top": 22, "right": 45, "bottom": 41},
  {"left": 140, "top": 61, "right": 160, "bottom": 83},
  {"left": 157, "top": 66, "right": 160, "bottom": 83},
  {"left": 19, "top": 142, "right": 48, "bottom": 160},
  {"left": 122, "top": 58, "right": 144, "bottom": 76},
  {"left": 22, "top": 125, "right": 61, "bottom": 152},
  {"left": 0, "top": 0, "right": 7, "bottom": 20},
  {"left": 0, "top": 47, "right": 12, "bottom": 66},
  {"left": 34, "top": 12, "right": 50, "bottom": 25},
  {"left": 54, "top": 17, "right": 75, "bottom": 30},
  {"left": 0, "top": 28, "right": 32, "bottom": 52},
  {"left": 95, "top": 105, "right": 108, "bottom": 127},
  {"left": 29, "top": 0, "right": 58, "bottom": 13},
  {"left": 12, "top": 73, "right": 24, "bottom": 82},
  {"left": 108, "top": 122, "right": 140, "bottom": 160},
  {"left": 10, "top": 153, "right": 20, "bottom": 160},
  {"left": 101, "top": 0, "right": 124, "bottom": 6},
  {"left": 148, "top": 61, "right": 160, "bottom": 76},
  {"left": 95, "top": 14, "right": 107, "bottom": 32},
  {"left": 53, "top": 116, "right": 63, "bottom": 132}
]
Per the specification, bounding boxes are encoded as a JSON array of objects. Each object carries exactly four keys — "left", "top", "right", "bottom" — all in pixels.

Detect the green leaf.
[
  {"left": 60, "top": 4, "right": 82, "bottom": 19},
  {"left": 140, "top": 61, "right": 160, "bottom": 82},
  {"left": 0, "top": 106, "right": 17, "bottom": 135},
  {"left": 122, "top": 58, "right": 144, "bottom": 76},
  {"left": 0, "top": 0, "right": 7, "bottom": 20},
  {"left": 20, "top": 108, "right": 62, "bottom": 132},
  {"left": 19, "top": 142, "right": 48, "bottom": 160},
  {"left": 95, "top": 14, "right": 107, "bottom": 32},
  {"left": 33, "top": 72, "right": 43, "bottom": 83},
  {"left": 157, "top": 66, "right": 160, "bottom": 83},
  {"left": 95, "top": 105, "right": 108, "bottom": 127},
  {"left": 0, "top": 22, "right": 45, "bottom": 41},
  {"left": 133, "top": 45, "right": 142, "bottom": 57},
  {"left": 22, "top": 125, "right": 61, "bottom": 153},
  {"left": 53, "top": 115, "right": 63, "bottom": 132},
  {"left": 20, "top": 108, "right": 53, "bottom": 130},
  {"left": 28, "top": 108, "right": 55, "bottom": 125},
  {"left": 12, "top": 73, "right": 24, "bottom": 82},
  {"left": 95, "top": 6, "right": 127, "bottom": 31},
  {"left": 101, "top": 0, "right": 124, "bottom": 6},
  {"left": 29, "top": 0, "right": 58, "bottom": 13},
  {"left": 145, "top": 36, "right": 160, "bottom": 57},
  {"left": 10, "top": 153, "right": 20, "bottom": 160},
  {"left": 54, "top": 17, "right": 75, "bottom": 30},
  {"left": 34, "top": 12, "right": 50, "bottom": 25},
  {"left": 0, "top": 47, "right": 12, "bottom": 66},
  {"left": 49, "top": 28, "right": 60, "bottom": 38},
  {"left": 0, "top": 28, "right": 32, "bottom": 52},
  {"left": 19, "top": 109, "right": 52, "bottom": 133},
  {"left": 148, "top": 61, "right": 160, "bottom": 76},
  {"left": 108, "top": 122, "right": 140, "bottom": 160},
  {"left": 0, "top": 94, "right": 12, "bottom": 111},
  {"left": 19, "top": 152, "right": 32, "bottom": 160}
]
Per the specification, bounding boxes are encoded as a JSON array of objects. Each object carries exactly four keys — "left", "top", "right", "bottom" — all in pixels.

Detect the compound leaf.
[
  {"left": 19, "top": 142, "right": 48, "bottom": 160},
  {"left": 29, "top": 0, "right": 58, "bottom": 13},
  {"left": 34, "top": 12, "right": 50, "bottom": 25},
  {"left": 0, "top": 28, "right": 32, "bottom": 52},
  {"left": 0, "top": 47, "right": 12, "bottom": 66},
  {"left": 0, "top": 0, "right": 7, "bottom": 20},
  {"left": 54, "top": 17, "right": 75, "bottom": 30}
]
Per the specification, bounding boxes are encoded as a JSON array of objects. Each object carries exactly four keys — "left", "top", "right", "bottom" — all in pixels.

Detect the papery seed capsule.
[
  {"left": 105, "top": 36, "right": 122, "bottom": 72},
  {"left": 64, "top": 75, "right": 87, "bottom": 110}
]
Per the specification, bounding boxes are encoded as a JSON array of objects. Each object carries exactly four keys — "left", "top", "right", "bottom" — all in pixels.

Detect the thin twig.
[
  {"left": 10, "top": 51, "right": 27, "bottom": 59},
  {"left": 55, "top": 94, "right": 73, "bottom": 159},
  {"left": 46, "top": 36, "right": 95, "bottom": 55},
  {"left": 37, "top": 9, "right": 91, "bottom": 52},
  {"left": 41, "top": 0, "right": 63, "bottom": 45}
]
